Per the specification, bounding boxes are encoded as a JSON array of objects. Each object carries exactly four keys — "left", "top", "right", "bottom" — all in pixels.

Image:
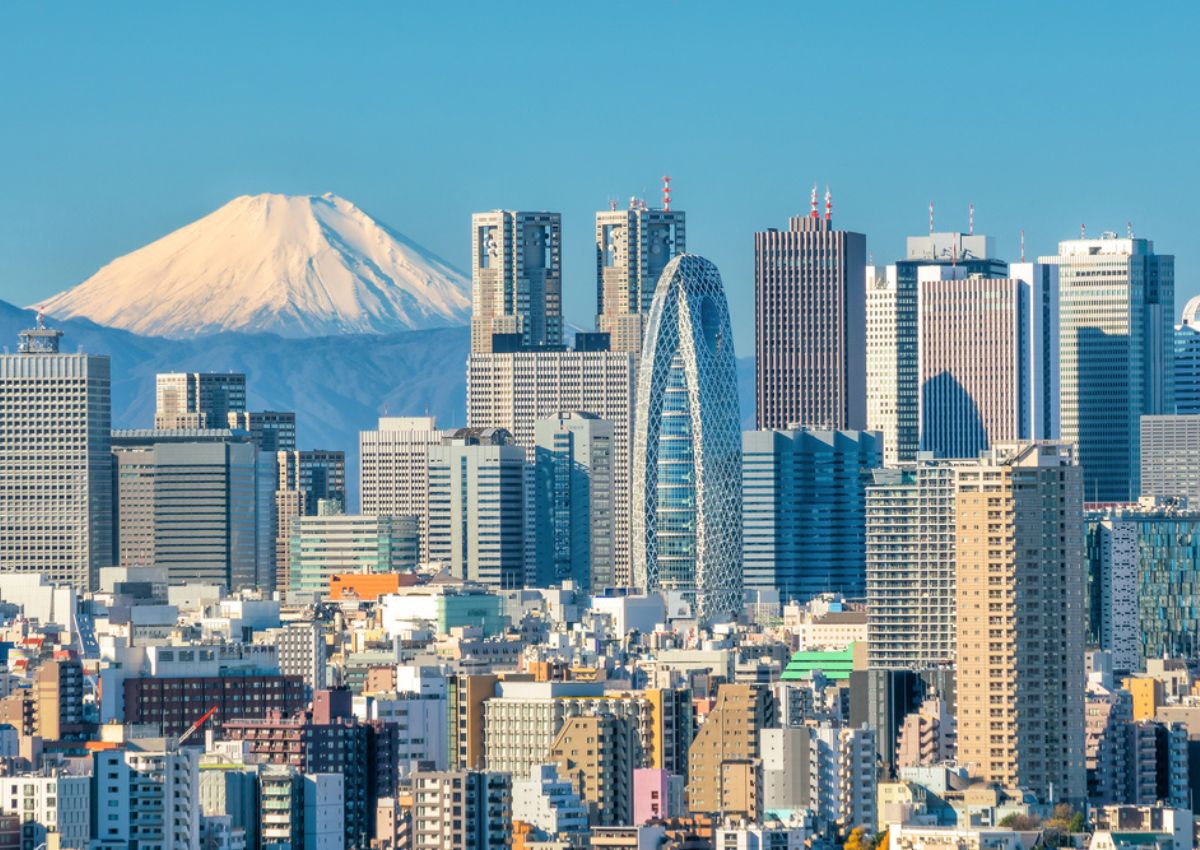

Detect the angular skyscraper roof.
[{"left": 632, "top": 255, "right": 741, "bottom": 623}]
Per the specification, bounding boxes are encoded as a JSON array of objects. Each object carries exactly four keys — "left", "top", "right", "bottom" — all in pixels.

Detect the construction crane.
[{"left": 177, "top": 706, "right": 218, "bottom": 746}]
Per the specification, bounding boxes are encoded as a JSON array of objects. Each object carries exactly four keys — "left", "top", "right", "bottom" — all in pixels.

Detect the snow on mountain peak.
[{"left": 37, "top": 193, "right": 471, "bottom": 338}]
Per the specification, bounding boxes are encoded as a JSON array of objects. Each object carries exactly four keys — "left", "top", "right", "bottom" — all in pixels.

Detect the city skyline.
[{"left": 1, "top": 4, "right": 1198, "bottom": 351}]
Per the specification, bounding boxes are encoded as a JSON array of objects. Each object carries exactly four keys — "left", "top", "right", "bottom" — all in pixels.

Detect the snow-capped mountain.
[{"left": 37, "top": 193, "right": 471, "bottom": 338}]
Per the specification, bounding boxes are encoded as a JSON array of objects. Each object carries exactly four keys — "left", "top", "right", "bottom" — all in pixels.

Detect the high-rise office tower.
[
  {"left": 533, "top": 412, "right": 615, "bottom": 591},
  {"left": 596, "top": 203, "right": 686, "bottom": 353},
  {"left": 918, "top": 262, "right": 1059, "bottom": 458},
  {"left": 954, "top": 441, "right": 1086, "bottom": 804},
  {"left": 112, "top": 428, "right": 271, "bottom": 590},
  {"left": 867, "top": 231, "right": 1007, "bottom": 464},
  {"left": 865, "top": 457, "right": 968, "bottom": 669},
  {"left": 1040, "top": 233, "right": 1174, "bottom": 502},
  {"left": 1140, "top": 415, "right": 1200, "bottom": 506},
  {"left": 754, "top": 194, "right": 866, "bottom": 431},
  {"left": 274, "top": 449, "right": 346, "bottom": 592},
  {"left": 227, "top": 410, "right": 297, "bottom": 453},
  {"left": 427, "top": 428, "right": 533, "bottom": 588},
  {"left": 1174, "top": 297, "right": 1200, "bottom": 415},
  {"left": 470, "top": 211, "right": 562, "bottom": 354},
  {"left": 154, "top": 372, "right": 246, "bottom": 429},
  {"left": 287, "top": 513, "right": 419, "bottom": 600},
  {"left": 0, "top": 317, "right": 111, "bottom": 591},
  {"left": 360, "top": 416, "right": 449, "bottom": 562},
  {"left": 632, "top": 255, "right": 742, "bottom": 624},
  {"left": 467, "top": 348, "right": 635, "bottom": 586},
  {"left": 742, "top": 428, "right": 881, "bottom": 601}
]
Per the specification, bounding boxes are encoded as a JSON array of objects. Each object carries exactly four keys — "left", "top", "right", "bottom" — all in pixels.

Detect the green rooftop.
[{"left": 780, "top": 644, "right": 856, "bottom": 681}]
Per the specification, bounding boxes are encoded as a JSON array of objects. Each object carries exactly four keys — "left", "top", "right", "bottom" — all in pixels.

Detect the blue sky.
[{"left": 1, "top": 2, "right": 1197, "bottom": 349}]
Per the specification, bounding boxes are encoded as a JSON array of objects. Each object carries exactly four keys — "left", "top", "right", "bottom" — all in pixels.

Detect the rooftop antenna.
[
  {"left": 609, "top": 199, "right": 617, "bottom": 211},
  {"left": 1020, "top": 228, "right": 1025, "bottom": 262},
  {"left": 661, "top": 175, "right": 672, "bottom": 211},
  {"left": 810, "top": 185, "right": 819, "bottom": 219},
  {"left": 968, "top": 203, "right": 974, "bottom": 236},
  {"left": 1127, "top": 221, "right": 1133, "bottom": 238},
  {"left": 1081, "top": 223, "right": 1086, "bottom": 239},
  {"left": 629, "top": 196, "right": 637, "bottom": 211},
  {"left": 824, "top": 186, "right": 832, "bottom": 221},
  {"left": 929, "top": 201, "right": 934, "bottom": 235},
  {"left": 639, "top": 198, "right": 648, "bottom": 211}
]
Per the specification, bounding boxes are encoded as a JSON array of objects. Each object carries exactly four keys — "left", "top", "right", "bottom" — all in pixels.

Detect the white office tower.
[
  {"left": 427, "top": 428, "right": 534, "bottom": 589},
  {"left": 865, "top": 457, "right": 968, "bottom": 669},
  {"left": 467, "top": 349, "right": 636, "bottom": 586},
  {"left": 155, "top": 371, "right": 246, "bottom": 429},
  {"left": 596, "top": 204, "right": 686, "bottom": 354},
  {"left": 0, "top": 317, "right": 111, "bottom": 591},
  {"left": 866, "top": 267, "right": 902, "bottom": 465},
  {"left": 1040, "top": 233, "right": 1174, "bottom": 502},
  {"left": 360, "top": 416, "right": 449, "bottom": 562},
  {"left": 632, "top": 255, "right": 742, "bottom": 624},
  {"left": 471, "top": 210, "right": 562, "bottom": 354}
]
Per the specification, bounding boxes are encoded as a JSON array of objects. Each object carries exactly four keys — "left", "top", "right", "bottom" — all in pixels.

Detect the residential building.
[
  {"left": 0, "top": 317, "right": 111, "bottom": 591},
  {"left": 632, "top": 255, "right": 742, "bottom": 623},
  {"left": 687, "top": 684, "right": 774, "bottom": 815},
  {"left": 760, "top": 724, "right": 876, "bottom": 831},
  {"left": 954, "top": 441, "right": 1086, "bottom": 804},
  {"left": 360, "top": 416, "right": 449, "bottom": 562},
  {"left": 254, "top": 622, "right": 328, "bottom": 694},
  {"left": 867, "top": 232, "right": 1007, "bottom": 464},
  {"left": 471, "top": 210, "right": 562, "bottom": 353},
  {"left": 865, "top": 457, "right": 966, "bottom": 669},
  {"left": 426, "top": 428, "right": 533, "bottom": 589},
  {"left": 742, "top": 428, "right": 881, "bottom": 601},
  {"left": 1040, "top": 233, "right": 1174, "bottom": 501},
  {"left": 596, "top": 203, "right": 686, "bottom": 353},
  {"left": 549, "top": 713, "right": 640, "bottom": 826},
  {"left": 754, "top": 196, "right": 866, "bottom": 431},
  {"left": 512, "top": 764, "right": 588, "bottom": 837},
  {"left": 0, "top": 771, "right": 90, "bottom": 849},
  {"left": 533, "top": 411, "right": 615, "bottom": 590},
  {"left": 466, "top": 347, "right": 636, "bottom": 586},
  {"left": 410, "top": 769, "right": 511, "bottom": 850},
  {"left": 155, "top": 371, "right": 246, "bottom": 429},
  {"left": 92, "top": 741, "right": 201, "bottom": 850}
]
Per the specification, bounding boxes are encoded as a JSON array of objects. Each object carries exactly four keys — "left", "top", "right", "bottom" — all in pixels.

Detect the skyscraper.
[
  {"left": 1040, "top": 232, "right": 1174, "bottom": 502},
  {"left": 596, "top": 203, "right": 686, "bottom": 354},
  {"left": 917, "top": 262, "right": 1058, "bottom": 458},
  {"left": 227, "top": 410, "right": 297, "bottom": 453},
  {"left": 1140, "top": 415, "right": 1200, "bottom": 506},
  {"left": 632, "top": 255, "right": 742, "bottom": 623},
  {"left": 865, "top": 457, "right": 966, "bottom": 669},
  {"left": 742, "top": 428, "right": 881, "bottom": 601},
  {"left": 954, "top": 441, "right": 1086, "bottom": 804},
  {"left": 754, "top": 192, "right": 866, "bottom": 431},
  {"left": 470, "top": 210, "right": 562, "bottom": 354},
  {"left": 1174, "top": 297, "right": 1200, "bottom": 415},
  {"left": 427, "top": 428, "right": 533, "bottom": 589},
  {"left": 533, "top": 411, "right": 615, "bottom": 591},
  {"left": 0, "top": 317, "right": 111, "bottom": 591},
  {"left": 154, "top": 372, "right": 246, "bottom": 429},
  {"left": 867, "top": 231, "right": 1007, "bottom": 464},
  {"left": 360, "top": 416, "right": 449, "bottom": 562},
  {"left": 466, "top": 348, "right": 636, "bottom": 586}
]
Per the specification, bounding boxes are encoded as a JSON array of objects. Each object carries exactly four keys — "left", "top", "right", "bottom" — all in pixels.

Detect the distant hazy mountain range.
[{"left": 9, "top": 193, "right": 755, "bottom": 505}]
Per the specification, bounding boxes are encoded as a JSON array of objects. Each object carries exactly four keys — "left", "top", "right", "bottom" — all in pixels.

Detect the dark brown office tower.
[{"left": 754, "top": 190, "right": 866, "bottom": 430}]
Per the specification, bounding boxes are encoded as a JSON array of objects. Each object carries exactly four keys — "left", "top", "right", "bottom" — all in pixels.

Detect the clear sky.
[{"left": 1, "top": 2, "right": 1197, "bottom": 349}]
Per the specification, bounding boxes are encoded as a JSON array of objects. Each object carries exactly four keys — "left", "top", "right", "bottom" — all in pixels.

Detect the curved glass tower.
[{"left": 632, "top": 254, "right": 742, "bottom": 623}]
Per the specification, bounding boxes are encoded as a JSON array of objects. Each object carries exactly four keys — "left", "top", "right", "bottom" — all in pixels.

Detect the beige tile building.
[
  {"left": 686, "top": 684, "right": 774, "bottom": 815},
  {"left": 954, "top": 441, "right": 1086, "bottom": 804}
]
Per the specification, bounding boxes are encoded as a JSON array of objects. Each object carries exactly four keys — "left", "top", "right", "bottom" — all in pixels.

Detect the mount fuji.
[{"left": 36, "top": 193, "right": 470, "bottom": 338}]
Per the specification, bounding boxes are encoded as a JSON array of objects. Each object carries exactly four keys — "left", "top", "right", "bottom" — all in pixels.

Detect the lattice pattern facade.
[{"left": 632, "top": 255, "right": 741, "bottom": 623}]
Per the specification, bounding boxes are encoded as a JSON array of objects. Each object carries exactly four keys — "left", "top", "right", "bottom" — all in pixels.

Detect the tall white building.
[
  {"left": 427, "top": 429, "right": 533, "bottom": 589},
  {"left": 93, "top": 742, "right": 202, "bottom": 850},
  {"left": 411, "top": 769, "right": 512, "bottom": 850},
  {"left": 0, "top": 318, "right": 111, "bottom": 591},
  {"left": 467, "top": 350, "right": 636, "bottom": 585},
  {"left": 760, "top": 725, "right": 876, "bottom": 832},
  {"left": 471, "top": 210, "right": 562, "bottom": 354},
  {"left": 360, "top": 416, "right": 449, "bottom": 562},
  {"left": 1040, "top": 233, "right": 1174, "bottom": 502}
]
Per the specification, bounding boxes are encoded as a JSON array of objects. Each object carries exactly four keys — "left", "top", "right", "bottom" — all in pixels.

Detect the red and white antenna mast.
[
  {"left": 968, "top": 203, "right": 974, "bottom": 236},
  {"left": 824, "top": 186, "right": 832, "bottom": 221},
  {"left": 929, "top": 201, "right": 934, "bottom": 235},
  {"left": 811, "top": 185, "right": 819, "bottom": 219},
  {"left": 661, "top": 175, "right": 672, "bottom": 211}
]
